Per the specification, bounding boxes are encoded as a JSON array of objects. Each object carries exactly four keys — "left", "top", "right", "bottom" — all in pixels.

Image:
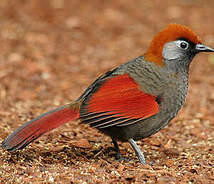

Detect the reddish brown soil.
[{"left": 0, "top": 0, "right": 214, "bottom": 183}]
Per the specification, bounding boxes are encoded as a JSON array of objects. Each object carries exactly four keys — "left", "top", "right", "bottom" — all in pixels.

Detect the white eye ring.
[{"left": 176, "top": 40, "right": 189, "bottom": 50}]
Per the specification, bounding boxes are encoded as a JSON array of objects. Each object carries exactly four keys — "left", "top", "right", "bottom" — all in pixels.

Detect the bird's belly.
[
  {"left": 128, "top": 92, "right": 186, "bottom": 140},
  {"left": 97, "top": 111, "right": 174, "bottom": 142},
  {"left": 99, "top": 92, "right": 186, "bottom": 142}
]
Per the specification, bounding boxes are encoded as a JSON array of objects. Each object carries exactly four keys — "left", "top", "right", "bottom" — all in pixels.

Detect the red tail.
[{"left": 1, "top": 103, "right": 80, "bottom": 152}]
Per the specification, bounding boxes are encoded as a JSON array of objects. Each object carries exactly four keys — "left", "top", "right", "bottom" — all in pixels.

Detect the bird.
[{"left": 2, "top": 24, "right": 214, "bottom": 164}]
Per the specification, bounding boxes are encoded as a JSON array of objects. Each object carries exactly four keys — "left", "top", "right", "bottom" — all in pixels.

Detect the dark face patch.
[{"left": 177, "top": 37, "right": 198, "bottom": 55}]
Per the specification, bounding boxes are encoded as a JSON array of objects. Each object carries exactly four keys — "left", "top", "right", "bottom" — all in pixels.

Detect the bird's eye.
[{"left": 176, "top": 40, "right": 189, "bottom": 50}]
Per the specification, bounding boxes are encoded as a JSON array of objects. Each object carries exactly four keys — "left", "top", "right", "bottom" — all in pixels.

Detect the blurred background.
[{"left": 0, "top": 0, "right": 214, "bottom": 183}]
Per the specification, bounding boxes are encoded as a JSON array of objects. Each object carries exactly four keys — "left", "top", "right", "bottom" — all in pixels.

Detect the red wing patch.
[{"left": 82, "top": 74, "right": 159, "bottom": 128}]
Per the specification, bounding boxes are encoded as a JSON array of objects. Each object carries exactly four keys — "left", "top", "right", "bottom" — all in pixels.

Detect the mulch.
[{"left": 0, "top": 0, "right": 213, "bottom": 183}]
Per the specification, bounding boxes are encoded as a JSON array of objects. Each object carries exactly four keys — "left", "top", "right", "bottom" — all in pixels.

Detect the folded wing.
[{"left": 81, "top": 74, "right": 159, "bottom": 128}]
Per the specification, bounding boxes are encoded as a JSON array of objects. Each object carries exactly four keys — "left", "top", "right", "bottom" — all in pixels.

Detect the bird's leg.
[
  {"left": 112, "top": 138, "right": 125, "bottom": 161},
  {"left": 128, "top": 138, "right": 146, "bottom": 164}
]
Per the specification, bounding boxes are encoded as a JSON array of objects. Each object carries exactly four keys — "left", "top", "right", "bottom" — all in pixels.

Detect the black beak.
[{"left": 195, "top": 44, "right": 214, "bottom": 52}]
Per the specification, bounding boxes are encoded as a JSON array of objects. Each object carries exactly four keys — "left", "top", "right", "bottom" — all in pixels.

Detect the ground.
[{"left": 0, "top": 0, "right": 214, "bottom": 183}]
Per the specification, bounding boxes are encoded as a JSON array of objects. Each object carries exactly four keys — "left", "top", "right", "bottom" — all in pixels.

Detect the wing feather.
[{"left": 81, "top": 74, "right": 159, "bottom": 128}]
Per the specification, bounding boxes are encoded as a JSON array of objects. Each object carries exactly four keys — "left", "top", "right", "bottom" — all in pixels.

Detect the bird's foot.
[
  {"left": 128, "top": 138, "right": 147, "bottom": 165},
  {"left": 112, "top": 139, "right": 130, "bottom": 162},
  {"left": 115, "top": 152, "right": 130, "bottom": 162},
  {"left": 137, "top": 153, "right": 147, "bottom": 165},
  {"left": 148, "top": 161, "right": 154, "bottom": 166}
]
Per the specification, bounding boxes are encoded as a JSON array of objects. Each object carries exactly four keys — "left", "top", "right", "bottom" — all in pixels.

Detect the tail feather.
[{"left": 1, "top": 103, "right": 80, "bottom": 152}]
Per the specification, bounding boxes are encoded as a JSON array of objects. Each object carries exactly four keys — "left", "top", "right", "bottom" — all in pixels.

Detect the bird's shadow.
[{"left": 4, "top": 143, "right": 118, "bottom": 166}]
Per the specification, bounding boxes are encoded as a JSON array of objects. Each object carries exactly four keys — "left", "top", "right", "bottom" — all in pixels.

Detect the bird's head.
[{"left": 144, "top": 24, "right": 214, "bottom": 70}]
